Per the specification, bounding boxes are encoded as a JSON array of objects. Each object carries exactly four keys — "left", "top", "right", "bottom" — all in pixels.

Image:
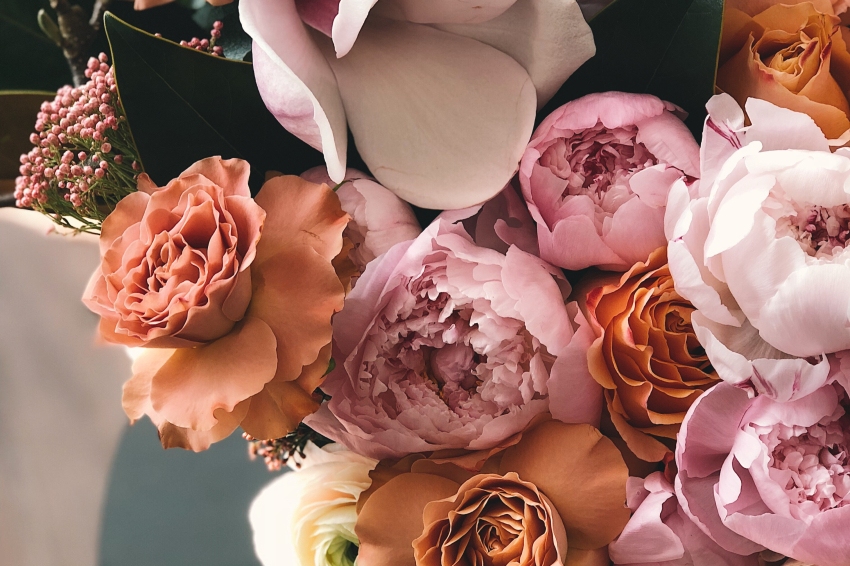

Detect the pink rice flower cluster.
[
  {"left": 14, "top": 53, "right": 141, "bottom": 232},
  {"left": 177, "top": 20, "right": 225, "bottom": 57}
]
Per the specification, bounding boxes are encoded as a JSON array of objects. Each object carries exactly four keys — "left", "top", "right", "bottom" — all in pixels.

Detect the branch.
[{"left": 39, "top": 0, "right": 113, "bottom": 86}]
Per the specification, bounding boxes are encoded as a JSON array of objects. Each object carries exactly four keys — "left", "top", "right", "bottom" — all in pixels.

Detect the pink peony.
[
  {"left": 238, "top": 0, "right": 596, "bottom": 209},
  {"left": 520, "top": 91, "right": 700, "bottom": 271},
  {"left": 300, "top": 167, "right": 421, "bottom": 273},
  {"left": 668, "top": 94, "right": 850, "bottom": 359},
  {"left": 675, "top": 375, "right": 850, "bottom": 566},
  {"left": 609, "top": 472, "right": 759, "bottom": 566},
  {"left": 305, "top": 220, "right": 600, "bottom": 459}
]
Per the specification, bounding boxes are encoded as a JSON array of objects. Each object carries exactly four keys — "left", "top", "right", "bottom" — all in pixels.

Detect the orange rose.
[
  {"left": 583, "top": 246, "right": 718, "bottom": 462},
  {"left": 355, "top": 421, "right": 630, "bottom": 566},
  {"left": 717, "top": 0, "right": 850, "bottom": 139},
  {"left": 85, "top": 157, "right": 349, "bottom": 450}
]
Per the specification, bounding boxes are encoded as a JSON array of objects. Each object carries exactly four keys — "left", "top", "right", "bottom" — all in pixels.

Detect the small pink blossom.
[
  {"left": 305, "top": 220, "right": 600, "bottom": 459},
  {"left": 520, "top": 91, "right": 699, "bottom": 271}
]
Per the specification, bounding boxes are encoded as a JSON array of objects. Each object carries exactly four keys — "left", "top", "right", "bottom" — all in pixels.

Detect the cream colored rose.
[{"left": 249, "top": 443, "right": 377, "bottom": 566}]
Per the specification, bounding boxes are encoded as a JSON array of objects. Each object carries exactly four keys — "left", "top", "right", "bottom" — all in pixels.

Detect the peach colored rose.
[
  {"left": 354, "top": 421, "right": 630, "bottom": 566},
  {"left": 718, "top": 0, "right": 850, "bottom": 138},
  {"left": 133, "top": 0, "right": 232, "bottom": 10},
  {"left": 574, "top": 246, "right": 719, "bottom": 462},
  {"left": 84, "top": 157, "right": 349, "bottom": 450}
]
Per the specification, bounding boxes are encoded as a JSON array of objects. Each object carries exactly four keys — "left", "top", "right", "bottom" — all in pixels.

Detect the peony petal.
[
  {"left": 355, "top": 473, "right": 461, "bottom": 566},
  {"left": 608, "top": 482, "right": 685, "bottom": 563},
  {"left": 240, "top": 0, "right": 347, "bottom": 181},
  {"left": 635, "top": 110, "right": 701, "bottom": 178},
  {"left": 745, "top": 98, "right": 831, "bottom": 152},
  {"left": 149, "top": 316, "right": 278, "bottom": 431},
  {"left": 499, "top": 421, "right": 630, "bottom": 550},
  {"left": 434, "top": 0, "right": 596, "bottom": 106},
  {"left": 321, "top": 17, "right": 537, "bottom": 209}
]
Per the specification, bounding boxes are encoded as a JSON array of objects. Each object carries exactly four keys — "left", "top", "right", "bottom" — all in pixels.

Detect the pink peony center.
[
  {"left": 538, "top": 124, "right": 658, "bottom": 212},
  {"left": 757, "top": 404, "right": 850, "bottom": 521},
  {"left": 773, "top": 198, "right": 850, "bottom": 257}
]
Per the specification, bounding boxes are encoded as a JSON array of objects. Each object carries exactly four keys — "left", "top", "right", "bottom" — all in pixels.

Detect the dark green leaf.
[
  {"left": 0, "top": 91, "right": 53, "bottom": 183},
  {"left": 541, "top": 0, "right": 724, "bottom": 138},
  {"left": 193, "top": 1, "right": 252, "bottom": 62},
  {"left": 104, "top": 12, "right": 323, "bottom": 192}
]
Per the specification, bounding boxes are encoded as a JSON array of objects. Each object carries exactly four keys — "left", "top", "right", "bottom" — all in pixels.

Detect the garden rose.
[
  {"left": 356, "top": 421, "right": 630, "bottom": 566},
  {"left": 576, "top": 246, "right": 719, "bottom": 462},
  {"left": 238, "top": 0, "right": 596, "bottom": 209},
  {"left": 668, "top": 94, "right": 850, "bottom": 359},
  {"left": 675, "top": 377, "right": 850, "bottom": 566},
  {"left": 718, "top": 0, "right": 850, "bottom": 139},
  {"left": 520, "top": 92, "right": 699, "bottom": 271},
  {"left": 84, "top": 157, "right": 349, "bottom": 450},
  {"left": 608, "top": 472, "right": 759, "bottom": 565},
  {"left": 305, "top": 219, "right": 601, "bottom": 459},
  {"left": 250, "top": 442, "right": 377, "bottom": 566},
  {"left": 301, "top": 166, "right": 421, "bottom": 274}
]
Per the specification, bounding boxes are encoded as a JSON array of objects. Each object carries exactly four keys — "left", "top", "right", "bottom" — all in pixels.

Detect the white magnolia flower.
[{"left": 249, "top": 443, "right": 377, "bottom": 566}]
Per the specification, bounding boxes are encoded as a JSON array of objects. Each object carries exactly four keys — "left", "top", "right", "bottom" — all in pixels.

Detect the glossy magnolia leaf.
[
  {"left": 104, "top": 12, "right": 323, "bottom": 191},
  {"left": 0, "top": 91, "right": 53, "bottom": 192},
  {"left": 542, "top": 0, "right": 724, "bottom": 137}
]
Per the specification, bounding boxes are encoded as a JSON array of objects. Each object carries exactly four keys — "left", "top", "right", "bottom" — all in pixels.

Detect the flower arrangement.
[{"left": 4, "top": 0, "right": 850, "bottom": 565}]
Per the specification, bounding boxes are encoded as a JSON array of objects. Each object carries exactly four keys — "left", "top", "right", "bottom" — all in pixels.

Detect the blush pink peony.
[
  {"left": 300, "top": 166, "right": 422, "bottom": 274},
  {"left": 668, "top": 94, "right": 850, "bottom": 359},
  {"left": 305, "top": 220, "right": 600, "bottom": 459},
  {"left": 675, "top": 375, "right": 850, "bottom": 566},
  {"left": 520, "top": 91, "right": 700, "bottom": 271},
  {"left": 609, "top": 472, "right": 759, "bottom": 566}
]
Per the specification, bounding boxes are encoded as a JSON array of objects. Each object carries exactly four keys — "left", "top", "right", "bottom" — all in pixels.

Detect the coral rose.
[
  {"left": 718, "top": 0, "right": 850, "bottom": 139},
  {"left": 356, "top": 421, "right": 630, "bottom": 566},
  {"left": 668, "top": 94, "right": 850, "bottom": 360},
  {"left": 305, "top": 219, "right": 601, "bottom": 459},
  {"left": 83, "top": 157, "right": 349, "bottom": 450},
  {"left": 608, "top": 472, "right": 759, "bottom": 565},
  {"left": 575, "top": 246, "right": 719, "bottom": 463},
  {"left": 249, "top": 442, "right": 376, "bottom": 566},
  {"left": 675, "top": 375, "right": 850, "bottom": 566},
  {"left": 520, "top": 92, "right": 700, "bottom": 271}
]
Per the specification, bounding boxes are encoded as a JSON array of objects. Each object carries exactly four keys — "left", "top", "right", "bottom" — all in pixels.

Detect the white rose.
[{"left": 249, "top": 443, "right": 377, "bottom": 566}]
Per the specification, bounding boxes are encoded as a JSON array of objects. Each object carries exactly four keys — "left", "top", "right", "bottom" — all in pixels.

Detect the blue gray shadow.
[{"left": 99, "top": 420, "right": 278, "bottom": 566}]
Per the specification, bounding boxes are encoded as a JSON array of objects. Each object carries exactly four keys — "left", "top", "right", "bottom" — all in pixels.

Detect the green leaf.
[
  {"left": 0, "top": 91, "right": 53, "bottom": 182},
  {"left": 104, "top": 12, "right": 323, "bottom": 192},
  {"left": 542, "top": 0, "right": 724, "bottom": 138}
]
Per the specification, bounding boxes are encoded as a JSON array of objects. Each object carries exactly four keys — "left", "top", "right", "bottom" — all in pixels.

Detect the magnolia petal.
[
  {"left": 356, "top": 473, "right": 461, "bottom": 566},
  {"left": 149, "top": 316, "right": 278, "bottom": 431},
  {"left": 332, "top": 0, "right": 380, "bottom": 57},
  {"left": 499, "top": 421, "right": 630, "bottom": 550},
  {"left": 374, "top": 0, "right": 516, "bottom": 24},
  {"left": 435, "top": 0, "right": 595, "bottom": 107},
  {"left": 322, "top": 18, "right": 536, "bottom": 209},
  {"left": 240, "top": 0, "right": 347, "bottom": 181}
]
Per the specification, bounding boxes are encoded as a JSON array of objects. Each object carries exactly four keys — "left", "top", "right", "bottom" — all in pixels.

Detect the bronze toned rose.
[
  {"left": 354, "top": 421, "right": 630, "bottom": 566},
  {"left": 582, "top": 246, "right": 718, "bottom": 462},
  {"left": 717, "top": 0, "right": 850, "bottom": 138}
]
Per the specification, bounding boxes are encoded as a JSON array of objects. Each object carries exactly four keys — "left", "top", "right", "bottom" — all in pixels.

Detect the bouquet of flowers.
[{"left": 4, "top": 0, "right": 850, "bottom": 564}]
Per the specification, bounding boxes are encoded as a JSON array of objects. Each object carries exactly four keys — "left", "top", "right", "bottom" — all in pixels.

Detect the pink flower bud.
[
  {"left": 114, "top": 155, "right": 123, "bottom": 164},
  {"left": 94, "top": 168, "right": 105, "bottom": 179}
]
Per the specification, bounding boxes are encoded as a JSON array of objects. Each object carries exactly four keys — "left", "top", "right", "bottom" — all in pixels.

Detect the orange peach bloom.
[
  {"left": 582, "top": 247, "right": 718, "bottom": 462},
  {"left": 355, "top": 421, "right": 630, "bottom": 566},
  {"left": 718, "top": 0, "right": 850, "bottom": 138},
  {"left": 84, "top": 157, "right": 349, "bottom": 450}
]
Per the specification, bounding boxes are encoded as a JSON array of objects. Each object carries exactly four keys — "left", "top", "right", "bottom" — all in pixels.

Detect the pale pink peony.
[
  {"left": 305, "top": 220, "right": 600, "bottom": 459},
  {"left": 675, "top": 375, "right": 850, "bottom": 566},
  {"left": 667, "top": 94, "right": 850, "bottom": 360},
  {"left": 609, "top": 472, "right": 759, "bottom": 566},
  {"left": 301, "top": 166, "right": 421, "bottom": 273},
  {"left": 238, "top": 0, "right": 596, "bottom": 209},
  {"left": 520, "top": 91, "right": 700, "bottom": 271}
]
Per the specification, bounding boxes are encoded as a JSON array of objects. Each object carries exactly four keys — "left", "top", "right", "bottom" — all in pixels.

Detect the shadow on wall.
[{"left": 99, "top": 420, "right": 279, "bottom": 566}]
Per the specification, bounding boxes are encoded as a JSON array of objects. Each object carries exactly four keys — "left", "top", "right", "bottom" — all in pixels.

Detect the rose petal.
[{"left": 179, "top": 157, "right": 252, "bottom": 197}]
